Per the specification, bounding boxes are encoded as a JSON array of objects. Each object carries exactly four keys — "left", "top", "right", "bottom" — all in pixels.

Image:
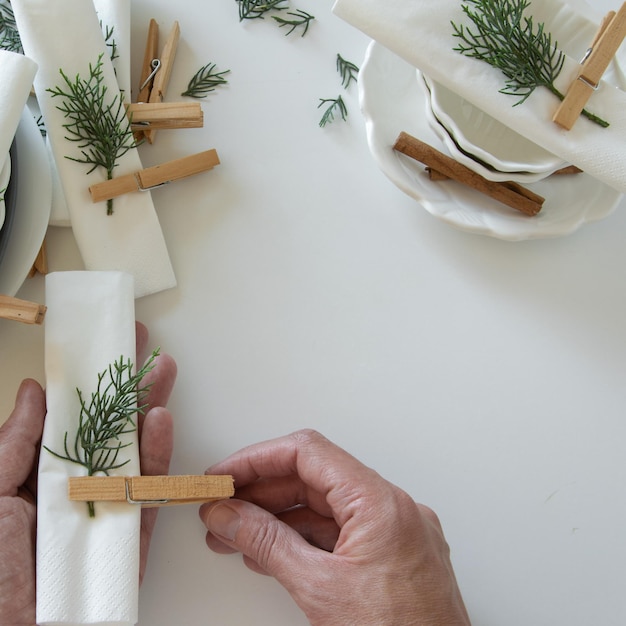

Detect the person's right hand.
[{"left": 199, "top": 429, "right": 470, "bottom": 625}]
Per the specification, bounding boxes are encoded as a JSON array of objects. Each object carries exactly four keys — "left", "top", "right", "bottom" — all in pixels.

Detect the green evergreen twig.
[
  {"left": 336, "top": 54, "right": 359, "bottom": 88},
  {"left": 451, "top": 0, "right": 608, "bottom": 127},
  {"left": 318, "top": 95, "right": 347, "bottom": 127},
  {"left": 272, "top": 9, "right": 315, "bottom": 37},
  {"left": 47, "top": 53, "right": 140, "bottom": 215},
  {"left": 44, "top": 350, "right": 159, "bottom": 517},
  {"left": 236, "top": 0, "right": 288, "bottom": 21},
  {"left": 182, "top": 63, "right": 230, "bottom": 98}
]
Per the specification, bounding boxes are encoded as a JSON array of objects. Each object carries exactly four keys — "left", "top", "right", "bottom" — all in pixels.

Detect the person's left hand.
[{"left": 0, "top": 322, "right": 177, "bottom": 625}]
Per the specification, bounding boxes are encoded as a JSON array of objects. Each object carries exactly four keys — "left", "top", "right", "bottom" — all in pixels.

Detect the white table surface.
[{"left": 2, "top": 1, "right": 626, "bottom": 624}]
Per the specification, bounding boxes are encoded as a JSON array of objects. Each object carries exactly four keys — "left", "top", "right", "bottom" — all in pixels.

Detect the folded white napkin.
[
  {"left": 50, "top": 0, "right": 132, "bottom": 227},
  {"left": 333, "top": 0, "right": 626, "bottom": 194},
  {"left": 0, "top": 49, "right": 37, "bottom": 165},
  {"left": 12, "top": 0, "right": 176, "bottom": 298},
  {"left": 38, "top": 271, "right": 140, "bottom": 626}
]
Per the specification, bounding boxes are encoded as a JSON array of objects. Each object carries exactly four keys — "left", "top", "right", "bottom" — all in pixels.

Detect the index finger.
[{"left": 206, "top": 429, "right": 385, "bottom": 524}]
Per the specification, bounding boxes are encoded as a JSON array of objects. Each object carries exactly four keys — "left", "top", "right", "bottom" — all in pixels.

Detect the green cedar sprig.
[
  {"left": 182, "top": 63, "right": 230, "bottom": 98},
  {"left": 47, "top": 53, "right": 140, "bottom": 215},
  {"left": 336, "top": 53, "right": 359, "bottom": 88},
  {"left": 318, "top": 96, "right": 347, "bottom": 127},
  {"left": 451, "top": 0, "right": 608, "bottom": 127},
  {"left": 237, "top": 0, "right": 288, "bottom": 21},
  {"left": 272, "top": 9, "right": 315, "bottom": 37},
  {"left": 44, "top": 350, "right": 159, "bottom": 517}
]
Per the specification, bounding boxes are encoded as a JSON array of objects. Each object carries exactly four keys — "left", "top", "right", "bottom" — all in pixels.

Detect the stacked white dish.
[{"left": 420, "top": 72, "right": 568, "bottom": 184}]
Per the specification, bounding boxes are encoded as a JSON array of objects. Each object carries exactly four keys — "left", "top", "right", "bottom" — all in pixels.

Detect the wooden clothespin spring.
[{"left": 68, "top": 475, "right": 235, "bottom": 507}]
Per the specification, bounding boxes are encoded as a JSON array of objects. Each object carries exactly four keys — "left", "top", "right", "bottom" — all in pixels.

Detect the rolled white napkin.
[
  {"left": 0, "top": 49, "right": 37, "bottom": 164},
  {"left": 333, "top": 0, "right": 626, "bottom": 194},
  {"left": 12, "top": 0, "right": 176, "bottom": 298},
  {"left": 50, "top": 0, "right": 132, "bottom": 227},
  {"left": 38, "top": 271, "right": 140, "bottom": 626}
]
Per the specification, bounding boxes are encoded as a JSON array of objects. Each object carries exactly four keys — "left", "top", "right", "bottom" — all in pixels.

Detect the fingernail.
[{"left": 207, "top": 503, "right": 241, "bottom": 542}]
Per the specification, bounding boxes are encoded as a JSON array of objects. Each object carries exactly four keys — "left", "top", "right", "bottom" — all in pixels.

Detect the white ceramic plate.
[
  {"left": 358, "top": 41, "right": 622, "bottom": 241},
  {"left": 423, "top": 74, "right": 566, "bottom": 178},
  {"left": 0, "top": 153, "right": 11, "bottom": 230},
  {"left": 0, "top": 106, "right": 52, "bottom": 295},
  {"left": 421, "top": 73, "right": 562, "bottom": 184}
]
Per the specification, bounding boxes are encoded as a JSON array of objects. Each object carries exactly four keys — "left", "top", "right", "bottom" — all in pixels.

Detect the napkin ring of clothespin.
[
  {"left": 553, "top": 2, "right": 626, "bottom": 130},
  {"left": 127, "top": 101, "right": 204, "bottom": 131},
  {"left": 135, "top": 19, "right": 180, "bottom": 143},
  {"left": 68, "top": 475, "right": 235, "bottom": 507},
  {"left": 0, "top": 294, "right": 46, "bottom": 324},
  {"left": 88, "top": 149, "right": 220, "bottom": 203}
]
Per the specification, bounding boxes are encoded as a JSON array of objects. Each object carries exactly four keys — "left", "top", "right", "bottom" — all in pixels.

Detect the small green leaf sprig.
[
  {"left": 182, "top": 62, "right": 230, "bottom": 98},
  {"left": 47, "top": 53, "right": 140, "bottom": 215},
  {"left": 272, "top": 9, "right": 314, "bottom": 37},
  {"left": 235, "top": 0, "right": 315, "bottom": 37},
  {"left": 44, "top": 350, "right": 159, "bottom": 518},
  {"left": 451, "top": 0, "right": 608, "bottom": 127},
  {"left": 318, "top": 53, "right": 360, "bottom": 128}
]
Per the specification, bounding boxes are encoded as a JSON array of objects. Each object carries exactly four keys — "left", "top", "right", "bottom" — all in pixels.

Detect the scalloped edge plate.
[
  {"left": 358, "top": 41, "right": 623, "bottom": 241},
  {"left": 0, "top": 105, "right": 51, "bottom": 295}
]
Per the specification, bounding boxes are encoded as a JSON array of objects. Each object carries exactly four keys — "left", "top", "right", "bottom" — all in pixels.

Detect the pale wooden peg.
[
  {"left": 88, "top": 149, "right": 220, "bottom": 203},
  {"left": 68, "top": 475, "right": 235, "bottom": 507},
  {"left": 0, "top": 294, "right": 47, "bottom": 324},
  {"left": 145, "top": 21, "right": 180, "bottom": 143},
  {"left": 127, "top": 101, "right": 204, "bottom": 130},
  {"left": 553, "top": 3, "right": 626, "bottom": 129},
  {"left": 136, "top": 18, "right": 159, "bottom": 104}
]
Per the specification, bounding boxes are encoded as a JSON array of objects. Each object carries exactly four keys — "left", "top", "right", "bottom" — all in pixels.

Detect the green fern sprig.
[{"left": 44, "top": 350, "right": 159, "bottom": 517}]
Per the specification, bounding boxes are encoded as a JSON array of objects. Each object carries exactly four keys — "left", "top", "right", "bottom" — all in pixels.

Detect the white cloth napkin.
[
  {"left": 12, "top": 0, "right": 176, "bottom": 298},
  {"left": 38, "top": 271, "right": 140, "bottom": 626},
  {"left": 50, "top": 0, "right": 132, "bottom": 227},
  {"left": 0, "top": 49, "right": 37, "bottom": 166},
  {"left": 333, "top": 0, "right": 626, "bottom": 194}
]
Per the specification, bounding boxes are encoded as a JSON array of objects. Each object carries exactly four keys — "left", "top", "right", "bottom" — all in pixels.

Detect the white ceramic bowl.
[{"left": 422, "top": 73, "right": 567, "bottom": 180}]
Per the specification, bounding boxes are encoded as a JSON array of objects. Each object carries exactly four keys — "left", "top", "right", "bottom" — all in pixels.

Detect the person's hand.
[
  {"left": 0, "top": 322, "right": 176, "bottom": 625},
  {"left": 200, "top": 429, "right": 470, "bottom": 626}
]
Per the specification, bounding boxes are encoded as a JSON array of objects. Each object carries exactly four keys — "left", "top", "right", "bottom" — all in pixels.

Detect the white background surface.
[{"left": 1, "top": 0, "right": 626, "bottom": 624}]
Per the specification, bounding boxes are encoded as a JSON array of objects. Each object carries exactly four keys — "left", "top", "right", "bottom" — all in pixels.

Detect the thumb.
[{"left": 200, "top": 499, "right": 319, "bottom": 584}]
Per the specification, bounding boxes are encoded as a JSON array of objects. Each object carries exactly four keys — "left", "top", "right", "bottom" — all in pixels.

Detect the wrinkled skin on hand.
[
  {"left": 200, "top": 429, "right": 471, "bottom": 625},
  {"left": 0, "top": 323, "right": 176, "bottom": 625}
]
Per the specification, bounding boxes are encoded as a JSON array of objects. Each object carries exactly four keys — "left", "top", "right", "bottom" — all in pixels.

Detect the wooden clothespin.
[
  {"left": 68, "top": 475, "right": 235, "bottom": 507},
  {"left": 28, "top": 238, "right": 48, "bottom": 277},
  {"left": 135, "top": 19, "right": 180, "bottom": 143},
  {"left": 127, "top": 102, "right": 203, "bottom": 131},
  {"left": 0, "top": 294, "right": 47, "bottom": 324},
  {"left": 553, "top": 3, "right": 626, "bottom": 130},
  {"left": 89, "top": 149, "right": 220, "bottom": 203}
]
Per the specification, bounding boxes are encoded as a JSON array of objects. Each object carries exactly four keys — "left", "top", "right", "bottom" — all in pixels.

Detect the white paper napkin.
[
  {"left": 0, "top": 49, "right": 37, "bottom": 163},
  {"left": 50, "top": 0, "right": 132, "bottom": 227},
  {"left": 333, "top": 0, "right": 626, "bottom": 194},
  {"left": 38, "top": 271, "right": 140, "bottom": 626},
  {"left": 12, "top": 0, "right": 176, "bottom": 298}
]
